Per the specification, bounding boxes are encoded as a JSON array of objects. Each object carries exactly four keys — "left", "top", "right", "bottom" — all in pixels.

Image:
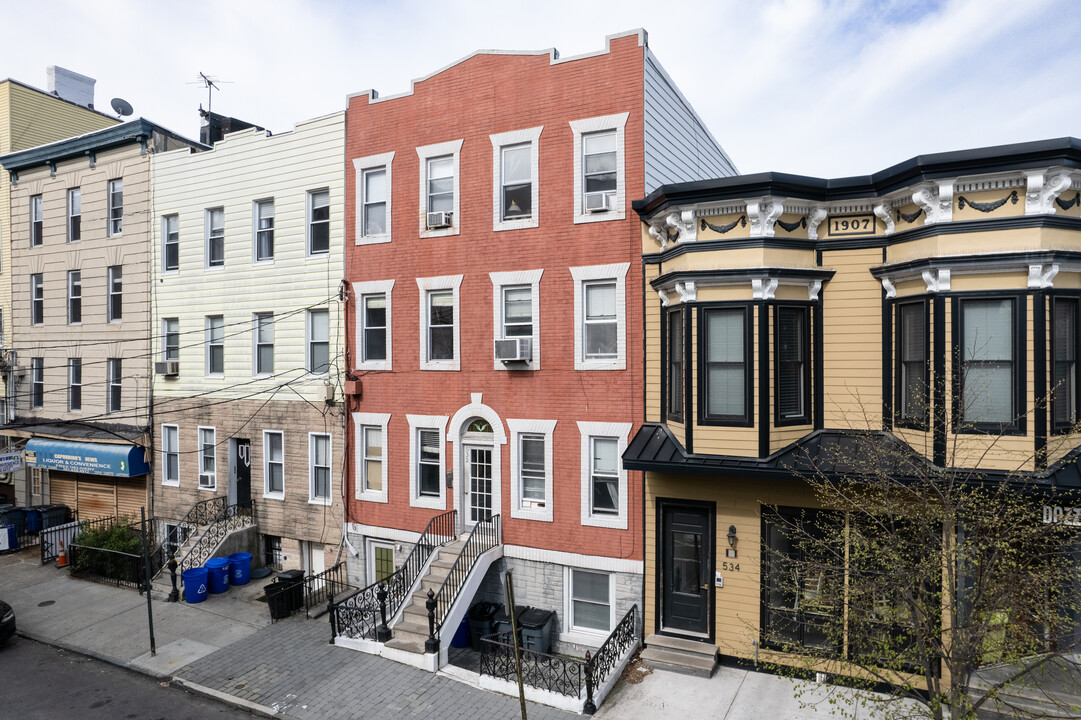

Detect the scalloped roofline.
[{"left": 345, "top": 29, "right": 647, "bottom": 106}]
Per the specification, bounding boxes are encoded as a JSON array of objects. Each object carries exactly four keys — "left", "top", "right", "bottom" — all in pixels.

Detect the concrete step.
[
  {"left": 640, "top": 646, "right": 717, "bottom": 678},
  {"left": 385, "top": 637, "right": 426, "bottom": 654},
  {"left": 645, "top": 633, "right": 718, "bottom": 657}
]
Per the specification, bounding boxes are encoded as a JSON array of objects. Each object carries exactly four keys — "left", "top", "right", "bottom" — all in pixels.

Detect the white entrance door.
[{"left": 463, "top": 444, "right": 493, "bottom": 526}]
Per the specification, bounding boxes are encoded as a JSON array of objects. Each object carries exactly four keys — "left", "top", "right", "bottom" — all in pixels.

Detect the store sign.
[
  {"left": 1042, "top": 505, "right": 1081, "bottom": 527},
  {"left": 24, "top": 439, "right": 149, "bottom": 478},
  {"left": 0, "top": 451, "right": 23, "bottom": 474}
]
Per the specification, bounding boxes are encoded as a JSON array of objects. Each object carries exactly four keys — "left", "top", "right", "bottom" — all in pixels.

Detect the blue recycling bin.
[
  {"left": 1, "top": 525, "right": 16, "bottom": 551},
  {"left": 24, "top": 507, "right": 43, "bottom": 533},
  {"left": 183, "top": 568, "right": 208, "bottom": 603},
  {"left": 205, "top": 558, "right": 230, "bottom": 594},
  {"left": 451, "top": 614, "right": 471, "bottom": 648},
  {"left": 228, "top": 552, "right": 252, "bottom": 585}
]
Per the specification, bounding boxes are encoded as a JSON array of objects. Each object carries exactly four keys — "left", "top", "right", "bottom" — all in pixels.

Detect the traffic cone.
[{"left": 56, "top": 541, "right": 68, "bottom": 568}]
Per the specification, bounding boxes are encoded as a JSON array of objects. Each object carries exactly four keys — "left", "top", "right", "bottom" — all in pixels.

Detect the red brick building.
[{"left": 341, "top": 30, "right": 734, "bottom": 658}]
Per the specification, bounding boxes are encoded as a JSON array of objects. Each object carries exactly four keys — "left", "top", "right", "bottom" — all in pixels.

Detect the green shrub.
[{"left": 69, "top": 518, "right": 145, "bottom": 582}]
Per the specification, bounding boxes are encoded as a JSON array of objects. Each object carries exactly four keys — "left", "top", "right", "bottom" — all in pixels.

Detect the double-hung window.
[
  {"left": 162, "top": 425, "right": 179, "bottom": 486},
  {"left": 418, "top": 430, "right": 440, "bottom": 497},
  {"left": 363, "top": 169, "right": 387, "bottom": 236},
  {"left": 30, "top": 357, "right": 43, "bottom": 409},
  {"left": 163, "top": 215, "right": 179, "bottom": 271},
  {"left": 309, "top": 433, "right": 331, "bottom": 504},
  {"left": 254, "top": 313, "right": 274, "bottom": 375},
  {"left": 67, "top": 188, "right": 81, "bottom": 242},
  {"left": 307, "top": 309, "right": 330, "bottom": 374},
  {"left": 30, "top": 274, "right": 43, "bottom": 325},
  {"left": 206, "top": 207, "right": 224, "bottom": 267},
  {"left": 206, "top": 315, "right": 224, "bottom": 375},
  {"left": 407, "top": 414, "right": 447, "bottom": 509},
  {"left": 354, "top": 151, "right": 394, "bottom": 244},
  {"left": 354, "top": 412, "right": 390, "bottom": 502},
  {"left": 254, "top": 200, "right": 274, "bottom": 262},
  {"left": 702, "top": 306, "right": 752, "bottom": 424},
  {"left": 1053, "top": 297, "right": 1079, "bottom": 432},
  {"left": 590, "top": 437, "right": 618, "bottom": 515},
  {"left": 569, "top": 569, "right": 612, "bottom": 633},
  {"left": 308, "top": 189, "right": 330, "bottom": 254},
  {"left": 30, "top": 195, "right": 43, "bottom": 246},
  {"left": 503, "top": 287, "right": 532, "bottom": 337},
  {"left": 198, "top": 427, "right": 216, "bottom": 489},
  {"left": 571, "top": 264, "right": 629, "bottom": 370},
  {"left": 776, "top": 306, "right": 811, "bottom": 425},
  {"left": 427, "top": 157, "right": 453, "bottom": 215},
  {"left": 107, "top": 266, "right": 122, "bottom": 322},
  {"left": 570, "top": 113, "right": 628, "bottom": 223},
  {"left": 417, "top": 140, "right": 462, "bottom": 236},
  {"left": 491, "top": 270, "right": 542, "bottom": 370},
  {"left": 507, "top": 418, "right": 556, "bottom": 521},
  {"left": 67, "top": 271, "right": 82, "bottom": 324},
  {"left": 896, "top": 300, "right": 929, "bottom": 428},
  {"left": 667, "top": 308, "right": 684, "bottom": 420},
  {"left": 417, "top": 275, "right": 462, "bottom": 371},
  {"left": 163, "top": 318, "right": 180, "bottom": 361},
  {"left": 107, "top": 358, "right": 122, "bottom": 413},
  {"left": 958, "top": 297, "right": 1019, "bottom": 431},
  {"left": 264, "top": 430, "right": 284, "bottom": 497},
  {"left": 68, "top": 358, "right": 81, "bottom": 412},
  {"left": 578, "top": 421, "right": 630, "bottom": 529},
  {"left": 490, "top": 127, "right": 541, "bottom": 231},
  {"left": 108, "top": 179, "right": 123, "bottom": 235},
  {"left": 354, "top": 280, "right": 394, "bottom": 371}
]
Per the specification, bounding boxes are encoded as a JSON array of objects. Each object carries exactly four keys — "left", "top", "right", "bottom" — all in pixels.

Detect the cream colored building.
[
  {"left": 0, "top": 119, "right": 201, "bottom": 517},
  {"left": 150, "top": 112, "right": 346, "bottom": 574}
]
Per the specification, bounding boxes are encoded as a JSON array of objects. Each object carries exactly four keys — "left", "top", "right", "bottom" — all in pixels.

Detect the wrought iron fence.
[
  {"left": 479, "top": 631, "right": 585, "bottom": 698},
  {"left": 1, "top": 506, "right": 79, "bottom": 556},
  {"left": 433, "top": 513, "right": 500, "bottom": 633},
  {"left": 304, "top": 562, "right": 352, "bottom": 614},
  {"left": 178, "top": 502, "right": 254, "bottom": 577},
  {"left": 585, "top": 604, "right": 639, "bottom": 702},
  {"left": 41, "top": 513, "right": 113, "bottom": 564},
  {"left": 67, "top": 543, "right": 146, "bottom": 590},
  {"left": 331, "top": 509, "right": 456, "bottom": 640}
]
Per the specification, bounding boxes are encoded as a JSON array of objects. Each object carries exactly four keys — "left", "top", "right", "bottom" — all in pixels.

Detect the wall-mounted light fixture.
[{"left": 726, "top": 525, "right": 738, "bottom": 558}]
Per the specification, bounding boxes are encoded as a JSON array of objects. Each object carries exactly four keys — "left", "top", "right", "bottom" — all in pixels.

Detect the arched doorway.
[{"left": 462, "top": 417, "right": 495, "bottom": 526}]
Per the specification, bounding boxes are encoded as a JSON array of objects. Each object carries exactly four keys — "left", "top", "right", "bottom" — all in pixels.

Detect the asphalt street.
[{"left": 0, "top": 636, "right": 256, "bottom": 720}]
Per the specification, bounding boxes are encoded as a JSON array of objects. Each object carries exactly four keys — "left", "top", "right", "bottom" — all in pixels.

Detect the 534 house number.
[
  {"left": 827, "top": 214, "right": 876, "bottom": 236},
  {"left": 721, "top": 561, "right": 741, "bottom": 572},
  {"left": 1043, "top": 505, "right": 1081, "bottom": 527}
]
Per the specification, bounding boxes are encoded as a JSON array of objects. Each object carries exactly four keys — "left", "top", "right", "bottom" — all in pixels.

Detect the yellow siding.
[
  {"left": 660, "top": 247, "right": 815, "bottom": 275},
  {"left": 644, "top": 264, "right": 662, "bottom": 423}
]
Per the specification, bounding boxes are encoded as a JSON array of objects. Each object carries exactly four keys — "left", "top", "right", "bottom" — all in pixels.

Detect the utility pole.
[
  {"left": 505, "top": 571, "right": 527, "bottom": 720},
  {"left": 141, "top": 506, "right": 156, "bottom": 656}
]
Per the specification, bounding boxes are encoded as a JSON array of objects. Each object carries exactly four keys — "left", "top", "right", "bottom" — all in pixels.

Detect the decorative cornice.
[
  {"left": 1026, "top": 169, "right": 1073, "bottom": 215},
  {"left": 881, "top": 278, "right": 897, "bottom": 299},
  {"left": 675, "top": 280, "right": 697, "bottom": 303},
  {"left": 700, "top": 215, "right": 747, "bottom": 234},
  {"left": 896, "top": 206, "right": 924, "bottom": 224},
  {"left": 1056, "top": 191, "right": 1081, "bottom": 211},
  {"left": 657, "top": 288, "right": 670, "bottom": 307},
  {"left": 912, "top": 180, "right": 953, "bottom": 224},
  {"left": 807, "top": 207, "right": 828, "bottom": 240},
  {"left": 747, "top": 199, "right": 784, "bottom": 238},
  {"left": 667, "top": 210, "right": 696, "bottom": 243},
  {"left": 873, "top": 203, "right": 895, "bottom": 235},
  {"left": 1027, "top": 263, "right": 1059, "bottom": 289},
  {"left": 808, "top": 280, "right": 822, "bottom": 302},
  {"left": 752, "top": 277, "right": 779, "bottom": 300},
  {"left": 957, "top": 189, "right": 1018, "bottom": 213},
  {"left": 922, "top": 268, "right": 951, "bottom": 293},
  {"left": 776, "top": 216, "right": 807, "bottom": 233}
]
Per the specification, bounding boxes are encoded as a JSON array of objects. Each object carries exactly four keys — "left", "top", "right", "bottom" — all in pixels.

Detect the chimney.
[{"left": 47, "top": 66, "right": 96, "bottom": 109}]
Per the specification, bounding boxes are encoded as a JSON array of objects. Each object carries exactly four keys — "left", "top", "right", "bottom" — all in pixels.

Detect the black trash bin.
[
  {"left": 265, "top": 580, "right": 291, "bottom": 620},
  {"left": 277, "top": 569, "right": 305, "bottom": 613},
  {"left": 39, "top": 505, "right": 70, "bottom": 529},
  {"left": 493, "top": 604, "right": 530, "bottom": 642},
  {"left": 519, "top": 608, "right": 556, "bottom": 654},
  {"left": 469, "top": 601, "right": 500, "bottom": 648}
]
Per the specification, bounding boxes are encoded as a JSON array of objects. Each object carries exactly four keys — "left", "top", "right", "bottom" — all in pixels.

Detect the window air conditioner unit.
[
  {"left": 198, "top": 474, "right": 214, "bottom": 489},
  {"left": 426, "top": 211, "right": 452, "bottom": 229},
  {"left": 494, "top": 337, "right": 532, "bottom": 363},
  {"left": 154, "top": 361, "right": 179, "bottom": 376},
  {"left": 584, "top": 192, "right": 611, "bottom": 213}
]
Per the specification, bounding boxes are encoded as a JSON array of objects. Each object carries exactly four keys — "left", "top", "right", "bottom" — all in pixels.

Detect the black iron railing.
[
  {"left": 67, "top": 543, "right": 146, "bottom": 590},
  {"left": 153, "top": 495, "right": 231, "bottom": 569},
  {"left": 178, "top": 502, "right": 254, "bottom": 577},
  {"left": 2, "top": 507, "right": 80, "bottom": 557},
  {"left": 477, "top": 603, "right": 639, "bottom": 713},
  {"left": 433, "top": 514, "right": 500, "bottom": 633},
  {"left": 479, "top": 631, "right": 584, "bottom": 698},
  {"left": 40, "top": 512, "right": 113, "bottom": 564},
  {"left": 304, "top": 562, "right": 353, "bottom": 614},
  {"left": 331, "top": 509, "right": 456, "bottom": 641}
]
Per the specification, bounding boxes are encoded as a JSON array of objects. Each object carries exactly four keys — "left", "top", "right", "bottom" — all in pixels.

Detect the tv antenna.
[
  {"left": 189, "top": 72, "right": 232, "bottom": 115},
  {"left": 110, "top": 97, "right": 134, "bottom": 118}
]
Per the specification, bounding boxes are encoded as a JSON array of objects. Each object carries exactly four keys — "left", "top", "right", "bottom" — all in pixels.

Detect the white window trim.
[
  {"left": 417, "top": 275, "right": 463, "bottom": 371},
  {"left": 354, "top": 280, "right": 394, "bottom": 371},
  {"left": 353, "top": 151, "right": 394, "bottom": 245},
  {"left": 198, "top": 426, "right": 217, "bottom": 491},
  {"left": 507, "top": 418, "right": 556, "bottom": 522},
  {"left": 253, "top": 313, "right": 274, "bottom": 377},
  {"left": 306, "top": 187, "right": 331, "bottom": 257},
  {"left": 162, "top": 424, "right": 179, "bottom": 487},
  {"left": 366, "top": 538, "right": 395, "bottom": 585},
  {"left": 489, "top": 126, "right": 542, "bottom": 232},
  {"left": 577, "top": 421, "right": 631, "bottom": 530},
  {"left": 407, "top": 414, "right": 448, "bottom": 510},
  {"left": 416, "top": 139, "right": 463, "bottom": 239},
  {"left": 205, "top": 315, "right": 224, "bottom": 377},
  {"left": 306, "top": 308, "right": 331, "bottom": 376},
  {"left": 308, "top": 432, "right": 332, "bottom": 506},
  {"left": 205, "top": 207, "right": 224, "bottom": 270},
  {"left": 252, "top": 198, "right": 275, "bottom": 265},
  {"left": 489, "top": 269, "right": 543, "bottom": 371},
  {"left": 570, "top": 263, "right": 629, "bottom": 370},
  {"left": 107, "top": 179, "right": 123, "bottom": 237},
  {"left": 569, "top": 113, "right": 628, "bottom": 224},
  {"left": 162, "top": 214, "right": 179, "bottom": 274},
  {"left": 563, "top": 566, "right": 616, "bottom": 641},
  {"left": 353, "top": 412, "right": 390, "bottom": 503},
  {"left": 163, "top": 318, "right": 179, "bottom": 362},
  {"left": 263, "top": 429, "right": 285, "bottom": 500}
]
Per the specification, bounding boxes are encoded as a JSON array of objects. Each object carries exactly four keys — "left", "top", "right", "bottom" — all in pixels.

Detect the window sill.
[
  {"left": 510, "top": 505, "right": 553, "bottom": 523},
  {"left": 558, "top": 629, "right": 607, "bottom": 648},
  {"left": 494, "top": 217, "right": 538, "bottom": 233},
  {"left": 355, "top": 360, "right": 391, "bottom": 372},
  {"left": 420, "top": 226, "right": 459, "bottom": 240},
  {"left": 775, "top": 417, "right": 812, "bottom": 428},
  {"left": 253, "top": 258, "right": 275, "bottom": 266},
  {"left": 410, "top": 494, "right": 444, "bottom": 510},
  {"left": 161, "top": 480, "right": 180, "bottom": 488},
  {"left": 308, "top": 498, "right": 332, "bottom": 507},
  {"left": 581, "top": 513, "right": 627, "bottom": 530},
  {"left": 420, "top": 361, "right": 459, "bottom": 372},
  {"left": 576, "top": 359, "right": 625, "bottom": 372},
  {"left": 355, "top": 491, "right": 388, "bottom": 504},
  {"left": 198, "top": 485, "right": 217, "bottom": 492},
  {"left": 263, "top": 492, "right": 285, "bottom": 501},
  {"left": 356, "top": 233, "right": 391, "bottom": 246},
  {"left": 573, "top": 208, "right": 626, "bottom": 225}
]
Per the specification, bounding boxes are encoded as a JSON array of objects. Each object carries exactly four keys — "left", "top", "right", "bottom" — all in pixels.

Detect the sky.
[{"left": 3, "top": 0, "right": 1079, "bottom": 178}]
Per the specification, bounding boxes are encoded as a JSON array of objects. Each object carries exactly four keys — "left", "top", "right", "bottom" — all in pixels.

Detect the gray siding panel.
[{"left": 644, "top": 50, "right": 737, "bottom": 192}]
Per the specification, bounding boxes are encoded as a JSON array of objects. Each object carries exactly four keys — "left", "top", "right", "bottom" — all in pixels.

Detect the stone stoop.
[
  {"left": 385, "top": 540, "right": 466, "bottom": 654},
  {"left": 640, "top": 634, "right": 719, "bottom": 678},
  {"left": 150, "top": 524, "right": 209, "bottom": 586}
]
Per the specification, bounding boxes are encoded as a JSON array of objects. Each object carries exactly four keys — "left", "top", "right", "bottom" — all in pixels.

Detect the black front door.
[
  {"left": 661, "top": 502, "right": 713, "bottom": 635},
  {"left": 236, "top": 439, "right": 251, "bottom": 506}
]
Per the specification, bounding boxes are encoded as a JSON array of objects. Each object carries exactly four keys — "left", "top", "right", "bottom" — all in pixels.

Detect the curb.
[
  {"left": 14, "top": 628, "right": 166, "bottom": 679},
  {"left": 171, "top": 676, "right": 284, "bottom": 718}
]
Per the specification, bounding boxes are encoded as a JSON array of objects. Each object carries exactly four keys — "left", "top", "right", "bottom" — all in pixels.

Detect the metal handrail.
[
  {"left": 177, "top": 502, "right": 254, "bottom": 575},
  {"left": 433, "top": 513, "right": 500, "bottom": 632},
  {"left": 331, "top": 509, "right": 456, "bottom": 640}
]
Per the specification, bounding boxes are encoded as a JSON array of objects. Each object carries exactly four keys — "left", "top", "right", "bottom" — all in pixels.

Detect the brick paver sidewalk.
[{"left": 177, "top": 616, "right": 575, "bottom": 719}]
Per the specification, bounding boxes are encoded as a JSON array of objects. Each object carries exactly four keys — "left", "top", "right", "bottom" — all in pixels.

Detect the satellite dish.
[{"left": 110, "top": 97, "right": 134, "bottom": 118}]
